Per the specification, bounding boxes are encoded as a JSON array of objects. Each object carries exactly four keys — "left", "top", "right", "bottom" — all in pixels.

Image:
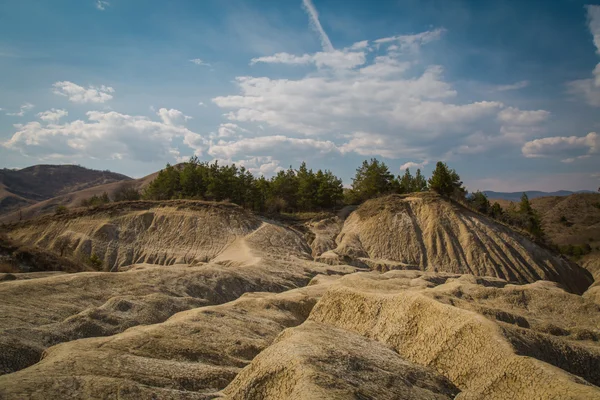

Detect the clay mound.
[
  {"left": 0, "top": 282, "right": 336, "bottom": 399},
  {"left": 224, "top": 321, "right": 459, "bottom": 399},
  {"left": 309, "top": 272, "right": 600, "bottom": 399},
  {"left": 0, "top": 244, "right": 355, "bottom": 375},
  {"left": 6, "top": 201, "right": 311, "bottom": 270},
  {"left": 3, "top": 270, "right": 598, "bottom": 399},
  {"left": 324, "top": 193, "right": 592, "bottom": 294}
]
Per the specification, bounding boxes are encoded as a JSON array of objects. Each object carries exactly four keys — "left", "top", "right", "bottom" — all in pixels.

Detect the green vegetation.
[
  {"left": 142, "top": 158, "right": 343, "bottom": 213},
  {"left": 54, "top": 205, "right": 68, "bottom": 215},
  {"left": 80, "top": 192, "right": 111, "bottom": 207},
  {"left": 559, "top": 243, "right": 592, "bottom": 258},
  {"left": 113, "top": 184, "right": 141, "bottom": 202},
  {"left": 88, "top": 253, "right": 103, "bottom": 269},
  {"left": 428, "top": 161, "right": 466, "bottom": 199}
]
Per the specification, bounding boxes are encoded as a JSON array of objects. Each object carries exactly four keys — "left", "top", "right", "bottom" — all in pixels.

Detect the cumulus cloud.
[
  {"left": 208, "top": 135, "right": 339, "bottom": 159},
  {"left": 156, "top": 108, "right": 192, "bottom": 126},
  {"left": 567, "top": 5, "right": 600, "bottom": 106},
  {"left": 251, "top": 50, "right": 366, "bottom": 69},
  {"left": 6, "top": 102, "right": 34, "bottom": 117},
  {"left": 399, "top": 160, "right": 429, "bottom": 170},
  {"left": 37, "top": 108, "right": 68, "bottom": 123},
  {"left": 53, "top": 81, "right": 114, "bottom": 104},
  {"left": 497, "top": 107, "right": 550, "bottom": 125},
  {"left": 217, "top": 123, "right": 248, "bottom": 138},
  {"left": 373, "top": 28, "right": 446, "bottom": 52},
  {"left": 2, "top": 110, "right": 200, "bottom": 162},
  {"left": 494, "top": 80, "right": 530, "bottom": 91},
  {"left": 522, "top": 132, "right": 599, "bottom": 161},
  {"left": 213, "top": 63, "right": 501, "bottom": 139},
  {"left": 96, "top": 0, "right": 109, "bottom": 10},
  {"left": 190, "top": 58, "right": 211, "bottom": 67}
]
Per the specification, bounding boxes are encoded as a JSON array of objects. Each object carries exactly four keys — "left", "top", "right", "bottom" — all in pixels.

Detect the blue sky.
[{"left": 1, "top": 0, "right": 599, "bottom": 191}]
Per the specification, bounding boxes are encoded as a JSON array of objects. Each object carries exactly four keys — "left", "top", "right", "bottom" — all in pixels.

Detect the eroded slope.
[{"left": 320, "top": 193, "right": 592, "bottom": 294}]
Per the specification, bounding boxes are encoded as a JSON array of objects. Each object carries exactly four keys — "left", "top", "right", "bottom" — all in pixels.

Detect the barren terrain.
[{"left": 0, "top": 193, "right": 598, "bottom": 399}]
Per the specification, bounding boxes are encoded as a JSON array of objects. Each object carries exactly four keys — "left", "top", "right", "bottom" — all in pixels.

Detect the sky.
[{"left": 1, "top": 0, "right": 600, "bottom": 192}]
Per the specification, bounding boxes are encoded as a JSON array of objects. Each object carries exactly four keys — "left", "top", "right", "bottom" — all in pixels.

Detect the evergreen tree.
[
  {"left": 490, "top": 202, "right": 503, "bottom": 219},
  {"left": 414, "top": 169, "right": 428, "bottom": 192},
  {"left": 428, "top": 161, "right": 465, "bottom": 199},
  {"left": 348, "top": 158, "right": 395, "bottom": 203},
  {"left": 399, "top": 168, "right": 414, "bottom": 193},
  {"left": 469, "top": 191, "right": 491, "bottom": 214}
]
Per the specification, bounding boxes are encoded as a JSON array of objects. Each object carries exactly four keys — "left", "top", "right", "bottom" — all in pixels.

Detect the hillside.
[
  {"left": 0, "top": 170, "right": 156, "bottom": 224},
  {"left": 0, "top": 165, "right": 131, "bottom": 215},
  {"left": 0, "top": 195, "right": 598, "bottom": 399},
  {"left": 484, "top": 190, "right": 594, "bottom": 202},
  {"left": 489, "top": 193, "right": 600, "bottom": 278}
]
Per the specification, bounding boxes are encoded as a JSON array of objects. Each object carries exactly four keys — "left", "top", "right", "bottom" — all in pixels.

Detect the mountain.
[
  {"left": 483, "top": 190, "right": 595, "bottom": 202},
  {"left": 0, "top": 165, "right": 131, "bottom": 215}
]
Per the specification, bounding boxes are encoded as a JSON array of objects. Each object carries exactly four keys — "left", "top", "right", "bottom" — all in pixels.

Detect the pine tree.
[
  {"left": 399, "top": 168, "right": 414, "bottom": 193},
  {"left": 428, "top": 161, "right": 465, "bottom": 199},
  {"left": 348, "top": 158, "right": 395, "bottom": 203},
  {"left": 414, "top": 169, "right": 428, "bottom": 192}
]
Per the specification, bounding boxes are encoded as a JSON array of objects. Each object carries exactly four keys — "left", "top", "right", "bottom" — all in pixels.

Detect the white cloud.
[
  {"left": 190, "top": 58, "right": 211, "bottom": 67},
  {"left": 212, "top": 64, "right": 502, "bottom": 141},
  {"left": 53, "top": 81, "right": 114, "bottom": 104},
  {"left": 207, "top": 135, "right": 339, "bottom": 159},
  {"left": 6, "top": 102, "right": 34, "bottom": 117},
  {"left": 399, "top": 160, "right": 429, "bottom": 170},
  {"left": 156, "top": 108, "right": 192, "bottom": 126},
  {"left": 302, "top": 0, "right": 334, "bottom": 52},
  {"left": 588, "top": 5, "right": 600, "bottom": 54},
  {"left": 566, "top": 5, "right": 600, "bottom": 106},
  {"left": 251, "top": 50, "right": 366, "bottom": 69},
  {"left": 96, "top": 0, "right": 109, "bottom": 10},
  {"left": 37, "top": 109, "right": 68, "bottom": 123},
  {"left": 522, "top": 132, "right": 599, "bottom": 160},
  {"left": 217, "top": 123, "right": 248, "bottom": 138},
  {"left": 208, "top": 156, "right": 283, "bottom": 176},
  {"left": 494, "top": 80, "right": 530, "bottom": 91},
  {"left": 497, "top": 107, "right": 550, "bottom": 125},
  {"left": 373, "top": 28, "right": 446, "bottom": 52},
  {"left": 198, "top": 102, "right": 205, "bottom": 106},
  {"left": 2, "top": 110, "right": 200, "bottom": 162},
  {"left": 350, "top": 40, "right": 369, "bottom": 50}
]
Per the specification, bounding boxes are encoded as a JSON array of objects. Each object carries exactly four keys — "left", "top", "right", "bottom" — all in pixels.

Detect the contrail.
[{"left": 302, "top": 0, "right": 334, "bottom": 52}]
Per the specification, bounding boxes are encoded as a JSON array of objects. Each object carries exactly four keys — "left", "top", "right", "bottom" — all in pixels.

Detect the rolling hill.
[{"left": 0, "top": 165, "right": 131, "bottom": 215}]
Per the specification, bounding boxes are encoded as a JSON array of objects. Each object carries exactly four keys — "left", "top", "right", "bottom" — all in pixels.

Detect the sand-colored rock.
[
  {"left": 329, "top": 193, "right": 592, "bottom": 294},
  {"left": 309, "top": 271, "right": 600, "bottom": 399},
  {"left": 224, "top": 320, "right": 459, "bottom": 399},
  {"left": 0, "top": 281, "right": 337, "bottom": 399},
  {"left": 0, "top": 203, "right": 357, "bottom": 375}
]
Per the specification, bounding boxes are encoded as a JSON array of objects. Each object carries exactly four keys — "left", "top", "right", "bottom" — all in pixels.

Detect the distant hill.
[
  {"left": 483, "top": 190, "right": 595, "bottom": 202},
  {"left": 0, "top": 165, "right": 131, "bottom": 215},
  {"left": 0, "top": 170, "right": 158, "bottom": 224}
]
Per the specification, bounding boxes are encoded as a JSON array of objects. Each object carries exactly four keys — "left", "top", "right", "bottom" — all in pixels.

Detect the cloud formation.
[
  {"left": 53, "top": 81, "right": 114, "bottom": 104},
  {"left": 190, "top": 58, "right": 211, "bottom": 67},
  {"left": 6, "top": 102, "right": 34, "bottom": 117},
  {"left": 37, "top": 109, "right": 68, "bottom": 122},
  {"left": 302, "top": 0, "right": 334, "bottom": 51},
  {"left": 494, "top": 80, "right": 530, "bottom": 91},
  {"left": 522, "top": 132, "right": 599, "bottom": 162},
  {"left": 96, "top": 1, "right": 109, "bottom": 11},
  {"left": 567, "top": 5, "right": 600, "bottom": 106},
  {"left": 2, "top": 109, "right": 199, "bottom": 162}
]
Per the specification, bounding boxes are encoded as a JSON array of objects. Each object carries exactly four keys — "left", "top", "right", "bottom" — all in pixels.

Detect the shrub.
[
  {"left": 88, "top": 253, "right": 103, "bottom": 269},
  {"left": 55, "top": 205, "right": 68, "bottom": 215}
]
